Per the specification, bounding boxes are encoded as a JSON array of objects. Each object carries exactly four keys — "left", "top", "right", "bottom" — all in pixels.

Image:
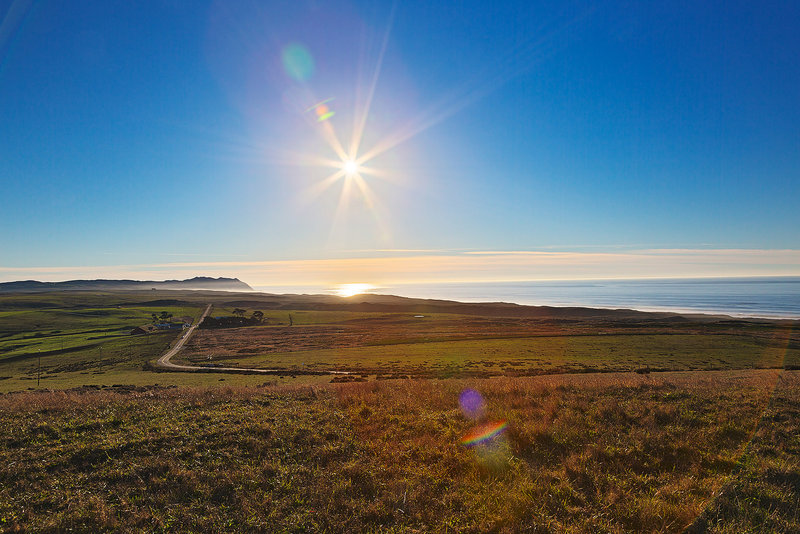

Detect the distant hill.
[{"left": 0, "top": 276, "right": 253, "bottom": 293}]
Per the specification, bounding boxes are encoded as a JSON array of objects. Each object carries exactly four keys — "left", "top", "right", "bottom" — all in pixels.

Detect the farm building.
[{"left": 129, "top": 325, "right": 155, "bottom": 335}]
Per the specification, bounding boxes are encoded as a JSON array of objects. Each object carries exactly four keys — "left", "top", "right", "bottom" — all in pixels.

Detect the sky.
[{"left": 1, "top": 0, "right": 799, "bottom": 289}]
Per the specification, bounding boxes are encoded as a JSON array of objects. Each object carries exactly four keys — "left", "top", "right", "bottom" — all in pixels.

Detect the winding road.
[
  {"left": 155, "top": 304, "right": 347, "bottom": 375},
  {"left": 156, "top": 304, "right": 215, "bottom": 371}
]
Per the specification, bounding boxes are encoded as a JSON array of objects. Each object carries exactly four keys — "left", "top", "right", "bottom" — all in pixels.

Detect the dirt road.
[
  {"left": 156, "top": 304, "right": 214, "bottom": 371},
  {"left": 155, "top": 304, "right": 347, "bottom": 375}
]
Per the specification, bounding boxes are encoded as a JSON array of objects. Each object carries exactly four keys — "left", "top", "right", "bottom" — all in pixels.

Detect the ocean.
[{"left": 255, "top": 277, "right": 800, "bottom": 319}]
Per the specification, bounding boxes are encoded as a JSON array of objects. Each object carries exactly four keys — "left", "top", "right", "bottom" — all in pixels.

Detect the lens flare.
[
  {"left": 459, "top": 388, "right": 485, "bottom": 420},
  {"left": 315, "top": 104, "right": 334, "bottom": 122},
  {"left": 283, "top": 7, "right": 399, "bottom": 242},
  {"left": 281, "top": 43, "right": 314, "bottom": 81},
  {"left": 305, "top": 98, "right": 336, "bottom": 122},
  {"left": 461, "top": 420, "right": 508, "bottom": 447}
]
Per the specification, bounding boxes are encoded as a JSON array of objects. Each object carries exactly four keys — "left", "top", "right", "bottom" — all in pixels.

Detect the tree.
[
  {"left": 151, "top": 313, "right": 159, "bottom": 324},
  {"left": 232, "top": 308, "right": 246, "bottom": 318},
  {"left": 159, "top": 311, "right": 173, "bottom": 323},
  {"left": 252, "top": 310, "right": 264, "bottom": 322}
]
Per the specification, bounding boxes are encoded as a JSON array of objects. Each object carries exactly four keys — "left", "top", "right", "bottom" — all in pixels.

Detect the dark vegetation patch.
[
  {"left": 48, "top": 357, "right": 130, "bottom": 373},
  {"left": 0, "top": 300, "right": 61, "bottom": 310},
  {"left": 135, "top": 299, "right": 193, "bottom": 307},
  {"left": 199, "top": 316, "right": 262, "bottom": 329},
  {"left": 10, "top": 327, "right": 129, "bottom": 340},
  {"left": 0, "top": 343, "right": 98, "bottom": 363},
  {"left": 330, "top": 375, "right": 368, "bottom": 383}
]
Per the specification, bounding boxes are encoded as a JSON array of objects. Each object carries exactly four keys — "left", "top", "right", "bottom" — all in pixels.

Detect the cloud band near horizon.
[{"left": 2, "top": 249, "right": 799, "bottom": 287}]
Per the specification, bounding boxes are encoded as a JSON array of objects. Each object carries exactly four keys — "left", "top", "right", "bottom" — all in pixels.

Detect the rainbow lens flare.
[
  {"left": 314, "top": 104, "right": 335, "bottom": 122},
  {"left": 306, "top": 97, "right": 336, "bottom": 122},
  {"left": 460, "top": 420, "right": 508, "bottom": 447}
]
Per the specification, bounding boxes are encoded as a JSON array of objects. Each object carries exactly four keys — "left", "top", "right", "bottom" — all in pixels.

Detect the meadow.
[
  {"left": 0, "top": 292, "right": 209, "bottom": 392},
  {"left": 1, "top": 371, "right": 798, "bottom": 532},
  {"left": 181, "top": 306, "right": 799, "bottom": 380},
  {"left": 1, "top": 290, "right": 799, "bottom": 531}
]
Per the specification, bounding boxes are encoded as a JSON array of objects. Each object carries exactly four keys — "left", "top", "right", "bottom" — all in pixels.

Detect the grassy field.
[
  {"left": 1, "top": 291, "right": 798, "bottom": 392},
  {"left": 1, "top": 290, "right": 799, "bottom": 531},
  {"left": 180, "top": 308, "right": 799, "bottom": 379},
  {"left": 192, "top": 333, "right": 797, "bottom": 377},
  {"left": 1, "top": 370, "right": 798, "bottom": 532},
  {"left": 0, "top": 292, "right": 210, "bottom": 392}
]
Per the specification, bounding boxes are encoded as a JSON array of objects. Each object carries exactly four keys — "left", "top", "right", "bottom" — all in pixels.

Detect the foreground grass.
[
  {"left": 1, "top": 370, "right": 797, "bottom": 532},
  {"left": 687, "top": 375, "right": 800, "bottom": 532}
]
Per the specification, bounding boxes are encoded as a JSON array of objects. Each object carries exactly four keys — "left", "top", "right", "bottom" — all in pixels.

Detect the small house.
[
  {"left": 130, "top": 325, "right": 155, "bottom": 335},
  {"left": 155, "top": 323, "right": 183, "bottom": 330}
]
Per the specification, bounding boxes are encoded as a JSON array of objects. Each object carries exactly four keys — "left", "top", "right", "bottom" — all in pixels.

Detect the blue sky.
[{"left": 1, "top": 0, "right": 798, "bottom": 286}]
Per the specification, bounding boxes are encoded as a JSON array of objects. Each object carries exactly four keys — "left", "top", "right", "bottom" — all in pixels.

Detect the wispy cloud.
[
  {"left": 0, "top": 0, "right": 33, "bottom": 55},
  {"left": 464, "top": 250, "right": 563, "bottom": 255},
  {"left": 341, "top": 248, "right": 456, "bottom": 254},
  {"left": 157, "top": 253, "right": 252, "bottom": 257},
  {"left": 2, "top": 249, "right": 799, "bottom": 287}
]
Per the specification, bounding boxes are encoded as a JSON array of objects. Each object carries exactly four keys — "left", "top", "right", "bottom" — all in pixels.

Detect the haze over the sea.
[{"left": 255, "top": 277, "right": 800, "bottom": 320}]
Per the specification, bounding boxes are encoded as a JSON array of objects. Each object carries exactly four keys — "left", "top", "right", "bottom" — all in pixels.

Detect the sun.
[
  {"left": 342, "top": 159, "right": 360, "bottom": 177},
  {"left": 335, "top": 283, "right": 375, "bottom": 297}
]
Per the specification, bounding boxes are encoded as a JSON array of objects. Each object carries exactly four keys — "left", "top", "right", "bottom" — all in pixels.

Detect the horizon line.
[{"left": 2, "top": 248, "right": 799, "bottom": 286}]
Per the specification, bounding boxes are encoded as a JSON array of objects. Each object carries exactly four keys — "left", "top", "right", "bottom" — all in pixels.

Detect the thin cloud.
[
  {"left": 340, "top": 248, "right": 456, "bottom": 254},
  {"left": 2, "top": 248, "right": 798, "bottom": 286}
]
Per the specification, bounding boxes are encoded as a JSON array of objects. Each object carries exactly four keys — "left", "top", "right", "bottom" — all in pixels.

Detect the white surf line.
[{"left": 155, "top": 304, "right": 349, "bottom": 375}]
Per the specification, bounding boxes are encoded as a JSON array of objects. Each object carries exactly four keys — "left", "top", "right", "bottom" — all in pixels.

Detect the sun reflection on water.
[{"left": 335, "top": 283, "right": 376, "bottom": 297}]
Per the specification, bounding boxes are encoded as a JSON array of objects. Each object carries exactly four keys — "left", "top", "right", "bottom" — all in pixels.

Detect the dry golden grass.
[{"left": 1, "top": 370, "right": 798, "bottom": 532}]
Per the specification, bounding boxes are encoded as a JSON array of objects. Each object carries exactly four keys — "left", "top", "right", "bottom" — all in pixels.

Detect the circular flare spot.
[
  {"left": 281, "top": 43, "right": 314, "bottom": 81},
  {"left": 459, "top": 388, "right": 485, "bottom": 420}
]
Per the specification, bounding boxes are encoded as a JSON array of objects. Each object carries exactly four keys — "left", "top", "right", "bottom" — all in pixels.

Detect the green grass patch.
[
  {"left": 214, "top": 334, "right": 798, "bottom": 377},
  {"left": 209, "top": 308, "right": 462, "bottom": 326},
  {"left": 0, "top": 295, "right": 205, "bottom": 392}
]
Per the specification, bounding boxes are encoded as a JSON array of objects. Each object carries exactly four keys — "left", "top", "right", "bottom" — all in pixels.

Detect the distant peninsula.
[{"left": 0, "top": 276, "right": 253, "bottom": 293}]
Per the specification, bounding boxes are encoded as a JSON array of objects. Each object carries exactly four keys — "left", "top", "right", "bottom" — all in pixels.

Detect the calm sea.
[{"left": 255, "top": 277, "right": 800, "bottom": 319}]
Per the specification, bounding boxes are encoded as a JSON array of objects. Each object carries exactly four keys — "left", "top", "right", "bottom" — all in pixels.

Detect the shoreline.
[
  {"left": 253, "top": 276, "right": 800, "bottom": 320},
  {"left": 246, "top": 290, "right": 800, "bottom": 321}
]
